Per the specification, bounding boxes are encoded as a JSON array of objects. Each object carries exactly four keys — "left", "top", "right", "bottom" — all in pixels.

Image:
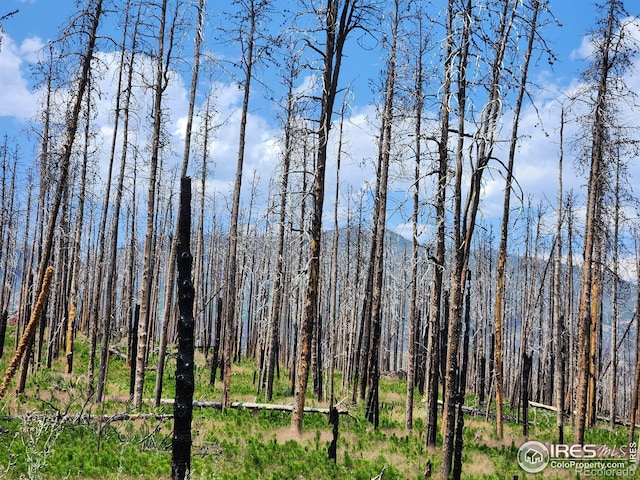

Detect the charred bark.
[{"left": 171, "top": 177, "right": 195, "bottom": 480}]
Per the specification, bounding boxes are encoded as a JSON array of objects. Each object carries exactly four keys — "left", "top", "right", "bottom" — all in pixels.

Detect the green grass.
[{"left": 0, "top": 326, "right": 637, "bottom": 479}]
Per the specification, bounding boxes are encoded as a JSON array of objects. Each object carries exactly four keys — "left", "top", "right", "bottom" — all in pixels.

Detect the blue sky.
[
  {"left": 0, "top": 0, "right": 609, "bottom": 127},
  {"left": 1, "top": 0, "right": 639, "bottom": 277},
  {"left": 1, "top": 1, "right": 602, "bottom": 79}
]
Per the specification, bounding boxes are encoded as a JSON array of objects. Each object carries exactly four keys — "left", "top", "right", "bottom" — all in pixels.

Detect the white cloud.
[
  {"left": 19, "top": 35, "right": 43, "bottom": 62},
  {"left": 0, "top": 33, "right": 39, "bottom": 119},
  {"left": 483, "top": 16, "right": 640, "bottom": 224},
  {"left": 570, "top": 34, "right": 594, "bottom": 61}
]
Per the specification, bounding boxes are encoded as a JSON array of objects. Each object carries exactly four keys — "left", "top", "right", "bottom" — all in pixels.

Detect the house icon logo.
[{"left": 517, "top": 440, "right": 550, "bottom": 473}]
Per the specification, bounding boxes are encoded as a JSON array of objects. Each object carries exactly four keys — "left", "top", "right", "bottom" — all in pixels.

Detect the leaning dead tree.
[
  {"left": 17, "top": 0, "right": 104, "bottom": 393},
  {"left": 0, "top": 267, "right": 54, "bottom": 400},
  {"left": 172, "top": 177, "right": 195, "bottom": 480}
]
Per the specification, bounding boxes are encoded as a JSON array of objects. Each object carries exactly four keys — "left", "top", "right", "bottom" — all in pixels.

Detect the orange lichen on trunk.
[{"left": 0, "top": 266, "right": 54, "bottom": 400}]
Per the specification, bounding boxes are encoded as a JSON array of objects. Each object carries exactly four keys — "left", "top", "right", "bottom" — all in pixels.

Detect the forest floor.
[{"left": 0, "top": 327, "right": 635, "bottom": 479}]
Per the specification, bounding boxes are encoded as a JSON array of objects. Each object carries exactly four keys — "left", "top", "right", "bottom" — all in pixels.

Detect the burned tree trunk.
[
  {"left": 553, "top": 108, "right": 565, "bottom": 443},
  {"left": 291, "top": 0, "right": 366, "bottom": 435},
  {"left": 327, "top": 405, "right": 339, "bottom": 462},
  {"left": 452, "top": 276, "right": 472, "bottom": 480},
  {"left": 209, "top": 297, "right": 223, "bottom": 386},
  {"left": 522, "top": 352, "right": 533, "bottom": 438},
  {"left": 364, "top": 0, "right": 398, "bottom": 428},
  {"left": 133, "top": 0, "right": 172, "bottom": 409},
  {"left": 575, "top": 0, "right": 632, "bottom": 443},
  {"left": 171, "top": 177, "right": 195, "bottom": 480}
]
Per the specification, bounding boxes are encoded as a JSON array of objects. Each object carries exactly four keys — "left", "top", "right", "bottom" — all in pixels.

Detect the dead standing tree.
[
  {"left": 262, "top": 42, "right": 305, "bottom": 402},
  {"left": 220, "top": 0, "right": 274, "bottom": 409},
  {"left": 171, "top": 177, "right": 195, "bottom": 480},
  {"left": 629, "top": 230, "right": 640, "bottom": 445},
  {"left": 493, "top": 0, "right": 544, "bottom": 440},
  {"left": 133, "top": 0, "right": 178, "bottom": 409},
  {"left": 574, "top": 0, "right": 638, "bottom": 444},
  {"left": 0, "top": 141, "right": 18, "bottom": 360},
  {"left": 154, "top": 0, "right": 206, "bottom": 408},
  {"left": 291, "top": 0, "right": 374, "bottom": 435},
  {"left": 553, "top": 107, "right": 566, "bottom": 443},
  {"left": 94, "top": 0, "right": 136, "bottom": 401},
  {"left": 404, "top": 2, "right": 429, "bottom": 432},
  {"left": 424, "top": 0, "right": 455, "bottom": 446},
  {"left": 440, "top": 0, "right": 529, "bottom": 476},
  {"left": 438, "top": 0, "right": 472, "bottom": 475},
  {"left": 362, "top": 0, "right": 400, "bottom": 429}
]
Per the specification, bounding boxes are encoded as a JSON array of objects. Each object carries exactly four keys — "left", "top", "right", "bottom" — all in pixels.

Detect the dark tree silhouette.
[{"left": 172, "top": 177, "right": 195, "bottom": 480}]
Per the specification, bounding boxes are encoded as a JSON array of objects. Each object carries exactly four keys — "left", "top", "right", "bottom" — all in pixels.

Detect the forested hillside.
[{"left": 0, "top": 0, "right": 640, "bottom": 479}]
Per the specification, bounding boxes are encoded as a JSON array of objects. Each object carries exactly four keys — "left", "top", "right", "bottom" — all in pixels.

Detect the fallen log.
[
  {"left": 528, "top": 400, "right": 640, "bottom": 428},
  {"left": 436, "top": 399, "right": 496, "bottom": 417},
  {"left": 158, "top": 398, "right": 350, "bottom": 416},
  {"left": 0, "top": 400, "right": 351, "bottom": 425},
  {"left": 108, "top": 347, "right": 128, "bottom": 361},
  {"left": 528, "top": 400, "right": 557, "bottom": 412},
  {"left": 0, "top": 412, "right": 173, "bottom": 423}
]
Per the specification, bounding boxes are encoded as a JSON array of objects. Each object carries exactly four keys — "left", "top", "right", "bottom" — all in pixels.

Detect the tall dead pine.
[
  {"left": 493, "top": 0, "right": 541, "bottom": 440},
  {"left": 553, "top": 107, "right": 565, "bottom": 443},
  {"left": 133, "top": 0, "right": 173, "bottom": 409},
  {"left": 441, "top": 0, "right": 522, "bottom": 475},
  {"left": 155, "top": 0, "right": 205, "bottom": 408},
  {"left": 363, "top": 0, "right": 399, "bottom": 429},
  {"left": 405, "top": 3, "right": 427, "bottom": 431},
  {"left": 221, "top": 0, "right": 272, "bottom": 408},
  {"left": 264, "top": 45, "right": 301, "bottom": 402},
  {"left": 291, "top": 0, "right": 370, "bottom": 435},
  {"left": 575, "top": 0, "right": 631, "bottom": 443},
  {"left": 171, "top": 177, "right": 195, "bottom": 480},
  {"left": 95, "top": 0, "right": 136, "bottom": 401},
  {"left": 425, "top": 0, "right": 453, "bottom": 446}
]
